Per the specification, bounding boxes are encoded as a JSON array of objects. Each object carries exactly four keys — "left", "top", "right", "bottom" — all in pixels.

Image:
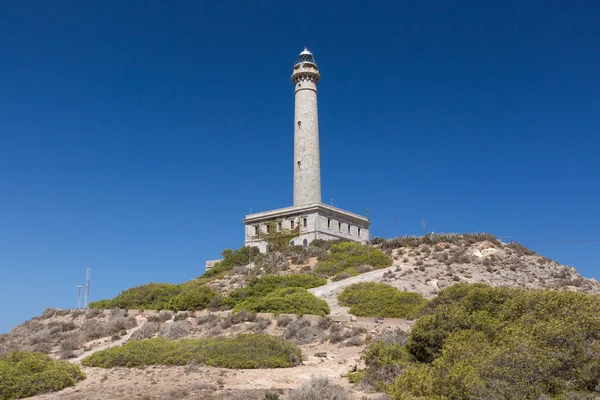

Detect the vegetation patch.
[
  {"left": 337, "top": 283, "right": 427, "bottom": 318},
  {"left": 202, "top": 246, "right": 260, "bottom": 278},
  {"left": 233, "top": 287, "right": 330, "bottom": 316},
  {"left": 314, "top": 242, "right": 392, "bottom": 277},
  {"left": 373, "top": 232, "right": 501, "bottom": 250},
  {"left": 89, "top": 282, "right": 217, "bottom": 311},
  {"left": 81, "top": 334, "right": 301, "bottom": 369},
  {"left": 224, "top": 274, "right": 326, "bottom": 306},
  {"left": 373, "top": 284, "right": 600, "bottom": 399},
  {"left": 0, "top": 351, "right": 85, "bottom": 399},
  {"left": 350, "top": 330, "right": 413, "bottom": 389}
]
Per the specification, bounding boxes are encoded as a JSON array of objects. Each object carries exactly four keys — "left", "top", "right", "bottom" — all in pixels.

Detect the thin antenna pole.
[
  {"left": 77, "top": 285, "right": 82, "bottom": 309},
  {"left": 84, "top": 268, "right": 91, "bottom": 308}
]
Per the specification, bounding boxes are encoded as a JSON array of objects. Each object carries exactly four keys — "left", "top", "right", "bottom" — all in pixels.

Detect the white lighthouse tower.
[
  {"left": 243, "top": 48, "right": 371, "bottom": 252},
  {"left": 292, "top": 48, "right": 322, "bottom": 206}
]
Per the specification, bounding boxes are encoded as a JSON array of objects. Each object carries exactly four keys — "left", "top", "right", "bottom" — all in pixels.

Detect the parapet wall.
[{"left": 88, "top": 309, "right": 410, "bottom": 326}]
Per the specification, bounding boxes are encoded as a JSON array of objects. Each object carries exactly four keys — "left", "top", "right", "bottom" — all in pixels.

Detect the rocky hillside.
[
  {"left": 2, "top": 233, "right": 599, "bottom": 400},
  {"left": 375, "top": 234, "right": 598, "bottom": 296}
]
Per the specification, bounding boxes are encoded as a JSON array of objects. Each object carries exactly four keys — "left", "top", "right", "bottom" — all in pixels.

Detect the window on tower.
[
  {"left": 303, "top": 218, "right": 307, "bottom": 228},
  {"left": 253, "top": 226, "right": 259, "bottom": 236},
  {"left": 277, "top": 222, "right": 281, "bottom": 232},
  {"left": 358, "top": 228, "right": 361, "bottom": 237},
  {"left": 290, "top": 220, "right": 295, "bottom": 230},
  {"left": 338, "top": 222, "right": 342, "bottom": 232},
  {"left": 348, "top": 225, "right": 351, "bottom": 234},
  {"left": 327, "top": 219, "right": 331, "bottom": 229},
  {"left": 266, "top": 224, "right": 270, "bottom": 234}
]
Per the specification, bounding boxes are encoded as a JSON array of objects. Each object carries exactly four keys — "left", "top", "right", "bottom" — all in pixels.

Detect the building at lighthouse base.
[{"left": 243, "top": 203, "right": 370, "bottom": 253}]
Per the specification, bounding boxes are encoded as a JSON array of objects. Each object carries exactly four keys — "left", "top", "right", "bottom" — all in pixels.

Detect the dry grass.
[
  {"left": 160, "top": 321, "right": 191, "bottom": 340},
  {"left": 130, "top": 322, "right": 160, "bottom": 341},
  {"left": 288, "top": 376, "right": 350, "bottom": 400}
]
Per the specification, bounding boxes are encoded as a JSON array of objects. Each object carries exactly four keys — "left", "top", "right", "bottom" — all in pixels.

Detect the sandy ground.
[{"left": 32, "top": 340, "right": 382, "bottom": 400}]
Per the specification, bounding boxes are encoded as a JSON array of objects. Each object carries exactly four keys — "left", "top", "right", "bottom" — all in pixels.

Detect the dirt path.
[
  {"left": 72, "top": 328, "right": 137, "bottom": 363},
  {"left": 309, "top": 265, "right": 402, "bottom": 316}
]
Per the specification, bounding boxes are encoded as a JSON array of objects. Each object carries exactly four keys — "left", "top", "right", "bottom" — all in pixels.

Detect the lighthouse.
[
  {"left": 243, "top": 48, "right": 371, "bottom": 252},
  {"left": 292, "top": 48, "right": 322, "bottom": 206}
]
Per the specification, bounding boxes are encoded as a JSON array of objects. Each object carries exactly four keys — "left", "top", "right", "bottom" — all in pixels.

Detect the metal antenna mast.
[
  {"left": 84, "top": 268, "right": 91, "bottom": 308},
  {"left": 77, "top": 285, "right": 83, "bottom": 309}
]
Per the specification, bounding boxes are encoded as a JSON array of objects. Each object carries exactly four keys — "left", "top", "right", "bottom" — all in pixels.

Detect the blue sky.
[{"left": 1, "top": 1, "right": 599, "bottom": 333}]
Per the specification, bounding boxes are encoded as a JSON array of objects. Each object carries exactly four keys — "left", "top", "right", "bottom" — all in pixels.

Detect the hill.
[{"left": 1, "top": 233, "right": 599, "bottom": 399}]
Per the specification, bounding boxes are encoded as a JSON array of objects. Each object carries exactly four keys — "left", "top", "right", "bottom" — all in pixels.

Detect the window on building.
[
  {"left": 290, "top": 240, "right": 295, "bottom": 246},
  {"left": 338, "top": 222, "right": 342, "bottom": 232},
  {"left": 290, "top": 220, "right": 295, "bottom": 230},
  {"left": 265, "top": 224, "right": 270, "bottom": 234},
  {"left": 358, "top": 228, "right": 361, "bottom": 237},
  {"left": 303, "top": 218, "right": 307, "bottom": 227},
  {"left": 253, "top": 226, "right": 259, "bottom": 236},
  {"left": 348, "top": 225, "right": 351, "bottom": 234},
  {"left": 327, "top": 218, "right": 331, "bottom": 229},
  {"left": 277, "top": 222, "right": 281, "bottom": 232},
  {"left": 303, "top": 238, "right": 308, "bottom": 247}
]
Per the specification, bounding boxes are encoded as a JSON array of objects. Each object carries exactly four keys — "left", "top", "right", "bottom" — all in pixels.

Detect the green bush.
[
  {"left": 81, "top": 334, "right": 301, "bottom": 369},
  {"left": 315, "top": 242, "right": 392, "bottom": 277},
  {"left": 379, "top": 232, "right": 501, "bottom": 250},
  {"left": 386, "top": 284, "right": 600, "bottom": 399},
  {"left": 0, "top": 351, "right": 86, "bottom": 399},
  {"left": 89, "top": 282, "right": 217, "bottom": 311},
  {"left": 202, "top": 246, "right": 260, "bottom": 278},
  {"left": 233, "top": 287, "right": 330, "bottom": 316},
  {"left": 337, "top": 283, "right": 427, "bottom": 318},
  {"left": 89, "top": 283, "right": 181, "bottom": 310},
  {"left": 225, "top": 274, "right": 326, "bottom": 306},
  {"left": 168, "top": 285, "right": 217, "bottom": 311},
  {"left": 356, "top": 336, "right": 414, "bottom": 389}
]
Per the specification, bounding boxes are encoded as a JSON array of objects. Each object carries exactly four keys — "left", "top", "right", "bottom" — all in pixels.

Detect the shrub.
[
  {"left": 104, "top": 316, "right": 138, "bottom": 335},
  {"left": 82, "top": 334, "right": 302, "bottom": 369},
  {"left": 221, "top": 310, "right": 257, "bottom": 329},
  {"left": 277, "top": 315, "right": 293, "bottom": 327},
  {"left": 233, "top": 287, "right": 330, "bottom": 316},
  {"left": 41, "top": 308, "right": 56, "bottom": 319},
  {"left": 129, "top": 322, "right": 160, "bottom": 341},
  {"left": 253, "top": 317, "right": 271, "bottom": 331},
  {"left": 0, "top": 351, "right": 86, "bottom": 399},
  {"left": 354, "top": 332, "right": 414, "bottom": 388},
  {"left": 315, "top": 242, "right": 392, "bottom": 277},
  {"left": 90, "top": 282, "right": 218, "bottom": 312},
  {"left": 224, "top": 274, "right": 326, "bottom": 307},
  {"left": 173, "top": 312, "right": 189, "bottom": 321},
  {"left": 332, "top": 273, "right": 352, "bottom": 282},
  {"left": 85, "top": 309, "right": 102, "bottom": 319},
  {"left": 379, "top": 233, "right": 500, "bottom": 250},
  {"left": 507, "top": 241, "right": 536, "bottom": 256},
  {"left": 89, "top": 283, "right": 181, "bottom": 310},
  {"left": 160, "top": 321, "right": 191, "bottom": 340},
  {"left": 202, "top": 246, "right": 260, "bottom": 278},
  {"left": 337, "top": 283, "right": 427, "bottom": 319},
  {"left": 289, "top": 376, "right": 350, "bottom": 400},
  {"left": 197, "top": 314, "right": 219, "bottom": 325},
  {"left": 388, "top": 284, "right": 600, "bottom": 399},
  {"left": 169, "top": 286, "right": 217, "bottom": 311},
  {"left": 284, "top": 319, "right": 323, "bottom": 345},
  {"left": 317, "top": 317, "right": 332, "bottom": 330},
  {"left": 157, "top": 310, "right": 173, "bottom": 322}
]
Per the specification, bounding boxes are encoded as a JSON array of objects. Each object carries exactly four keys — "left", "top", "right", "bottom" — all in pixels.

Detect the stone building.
[{"left": 243, "top": 48, "right": 371, "bottom": 252}]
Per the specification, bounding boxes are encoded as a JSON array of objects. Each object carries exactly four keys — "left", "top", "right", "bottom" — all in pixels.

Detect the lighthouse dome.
[{"left": 297, "top": 47, "right": 316, "bottom": 64}]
